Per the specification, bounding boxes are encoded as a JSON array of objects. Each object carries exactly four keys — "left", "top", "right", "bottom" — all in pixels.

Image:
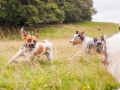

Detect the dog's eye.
[
  {"left": 33, "top": 40, "right": 36, "bottom": 43},
  {"left": 27, "top": 39, "right": 32, "bottom": 42},
  {"left": 75, "top": 37, "right": 78, "bottom": 39}
]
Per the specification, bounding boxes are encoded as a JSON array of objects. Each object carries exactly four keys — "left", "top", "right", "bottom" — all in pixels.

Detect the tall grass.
[
  {"left": 0, "top": 22, "right": 120, "bottom": 90},
  {"left": 0, "top": 21, "right": 118, "bottom": 40}
]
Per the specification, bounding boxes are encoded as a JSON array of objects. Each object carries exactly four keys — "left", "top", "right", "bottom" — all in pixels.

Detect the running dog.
[
  {"left": 7, "top": 27, "right": 53, "bottom": 64},
  {"left": 100, "top": 32, "right": 120, "bottom": 85},
  {"left": 95, "top": 36, "right": 105, "bottom": 53},
  {"left": 69, "top": 31, "right": 103, "bottom": 60}
]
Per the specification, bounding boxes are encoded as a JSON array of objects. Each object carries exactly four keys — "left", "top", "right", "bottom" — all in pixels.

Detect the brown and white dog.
[{"left": 7, "top": 27, "right": 53, "bottom": 64}]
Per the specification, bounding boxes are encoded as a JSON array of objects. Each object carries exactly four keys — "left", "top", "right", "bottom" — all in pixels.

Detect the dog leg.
[
  {"left": 46, "top": 49, "right": 53, "bottom": 61},
  {"left": 7, "top": 56, "right": 31, "bottom": 65},
  {"left": 53, "top": 50, "right": 57, "bottom": 55},
  {"left": 7, "top": 49, "right": 24, "bottom": 65},
  {"left": 68, "top": 51, "right": 81, "bottom": 60},
  {"left": 14, "top": 57, "right": 31, "bottom": 63}
]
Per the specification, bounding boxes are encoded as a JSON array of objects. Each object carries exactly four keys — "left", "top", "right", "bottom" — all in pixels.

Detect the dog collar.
[{"left": 78, "top": 35, "right": 84, "bottom": 41}]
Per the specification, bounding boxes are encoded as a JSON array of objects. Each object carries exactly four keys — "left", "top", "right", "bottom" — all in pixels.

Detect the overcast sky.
[{"left": 92, "top": 0, "right": 120, "bottom": 24}]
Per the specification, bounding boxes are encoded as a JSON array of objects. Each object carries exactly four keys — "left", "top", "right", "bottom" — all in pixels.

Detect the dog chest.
[{"left": 34, "top": 45, "right": 45, "bottom": 56}]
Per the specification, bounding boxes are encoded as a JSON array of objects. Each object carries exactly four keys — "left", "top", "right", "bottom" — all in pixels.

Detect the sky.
[{"left": 92, "top": 0, "right": 120, "bottom": 24}]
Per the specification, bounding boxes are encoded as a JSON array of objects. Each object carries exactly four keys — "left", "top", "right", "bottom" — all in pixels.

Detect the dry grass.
[
  {"left": 0, "top": 38, "right": 119, "bottom": 90},
  {"left": 0, "top": 22, "right": 120, "bottom": 90}
]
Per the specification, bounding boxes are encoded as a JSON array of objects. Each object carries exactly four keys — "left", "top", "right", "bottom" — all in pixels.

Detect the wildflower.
[
  {"left": 87, "top": 85, "right": 90, "bottom": 89},
  {"left": 74, "top": 79, "right": 78, "bottom": 83},
  {"left": 44, "top": 84, "right": 48, "bottom": 87},
  {"left": 82, "top": 86, "right": 86, "bottom": 90},
  {"left": 82, "top": 85, "right": 90, "bottom": 90},
  {"left": 71, "top": 73, "right": 74, "bottom": 77}
]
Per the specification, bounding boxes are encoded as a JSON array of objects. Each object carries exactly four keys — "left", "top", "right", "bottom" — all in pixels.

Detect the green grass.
[
  {"left": 36, "top": 21, "right": 118, "bottom": 39},
  {"left": 0, "top": 21, "right": 118, "bottom": 40},
  {"left": 0, "top": 21, "right": 120, "bottom": 90}
]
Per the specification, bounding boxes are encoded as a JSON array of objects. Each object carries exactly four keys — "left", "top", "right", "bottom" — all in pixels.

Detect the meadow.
[{"left": 0, "top": 22, "right": 120, "bottom": 90}]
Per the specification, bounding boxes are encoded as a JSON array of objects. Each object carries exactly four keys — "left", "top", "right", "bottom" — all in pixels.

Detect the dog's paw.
[
  {"left": 53, "top": 50, "right": 57, "bottom": 55},
  {"left": 67, "top": 57, "right": 73, "bottom": 60},
  {"left": 14, "top": 60, "right": 18, "bottom": 63}
]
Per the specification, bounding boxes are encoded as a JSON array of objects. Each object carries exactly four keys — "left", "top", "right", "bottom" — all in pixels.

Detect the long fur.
[
  {"left": 102, "top": 32, "right": 120, "bottom": 84},
  {"left": 69, "top": 31, "right": 98, "bottom": 60},
  {"left": 69, "top": 31, "right": 104, "bottom": 60}
]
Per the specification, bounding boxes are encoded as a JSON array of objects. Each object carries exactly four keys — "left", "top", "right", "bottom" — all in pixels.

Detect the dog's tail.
[{"left": 53, "top": 50, "right": 57, "bottom": 55}]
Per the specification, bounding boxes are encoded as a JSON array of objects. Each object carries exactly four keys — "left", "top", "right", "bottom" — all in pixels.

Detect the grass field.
[{"left": 0, "top": 22, "right": 120, "bottom": 90}]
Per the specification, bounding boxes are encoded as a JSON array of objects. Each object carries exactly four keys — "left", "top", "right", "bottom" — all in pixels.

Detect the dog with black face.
[
  {"left": 7, "top": 27, "right": 53, "bottom": 64},
  {"left": 94, "top": 36, "right": 104, "bottom": 53}
]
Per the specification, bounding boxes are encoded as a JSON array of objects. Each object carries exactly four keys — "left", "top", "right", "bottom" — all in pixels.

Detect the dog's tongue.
[{"left": 29, "top": 48, "right": 32, "bottom": 51}]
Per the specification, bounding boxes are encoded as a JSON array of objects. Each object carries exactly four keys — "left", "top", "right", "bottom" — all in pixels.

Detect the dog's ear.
[
  {"left": 75, "top": 31, "right": 79, "bottom": 34},
  {"left": 101, "top": 34, "right": 107, "bottom": 43},
  {"left": 101, "top": 36, "right": 104, "bottom": 41},
  {"left": 35, "top": 30, "right": 39, "bottom": 38},
  {"left": 20, "top": 27, "right": 27, "bottom": 39},
  {"left": 78, "top": 31, "right": 84, "bottom": 40},
  {"left": 35, "top": 35, "right": 38, "bottom": 38},
  {"left": 80, "top": 31, "right": 84, "bottom": 37}
]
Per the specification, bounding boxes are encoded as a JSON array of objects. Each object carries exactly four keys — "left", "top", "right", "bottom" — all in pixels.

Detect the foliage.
[{"left": 0, "top": 0, "right": 96, "bottom": 25}]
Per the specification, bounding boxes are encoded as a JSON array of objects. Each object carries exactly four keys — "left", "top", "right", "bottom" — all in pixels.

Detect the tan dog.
[{"left": 7, "top": 27, "right": 53, "bottom": 64}]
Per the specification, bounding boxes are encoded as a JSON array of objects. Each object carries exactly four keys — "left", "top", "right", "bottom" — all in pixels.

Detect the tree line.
[{"left": 0, "top": 0, "right": 97, "bottom": 25}]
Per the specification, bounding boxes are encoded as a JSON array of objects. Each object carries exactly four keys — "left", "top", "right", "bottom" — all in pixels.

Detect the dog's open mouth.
[
  {"left": 25, "top": 44, "right": 35, "bottom": 51},
  {"left": 29, "top": 44, "right": 35, "bottom": 51}
]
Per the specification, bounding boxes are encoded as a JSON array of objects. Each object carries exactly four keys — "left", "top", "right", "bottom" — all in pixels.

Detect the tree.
[
  {"left": 0, "top": 0, "right": 40, "bottom": 25},
  {"left": 63, "top": 0, "right": 96, "bottom": 22},
  {"left": 0, "top": 0, "right": 96, "bottom": 25}
]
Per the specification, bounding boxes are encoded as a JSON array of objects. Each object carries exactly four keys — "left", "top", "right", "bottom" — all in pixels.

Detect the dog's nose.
[
  {"left": 29, "top": 44, "right": 35, "bottom": 48},
  {"left": 70, "top": 41, "right": 72, "bottom": 43},
  {"left": 31, "top": 44, "right": 35, "bottom": 48}
]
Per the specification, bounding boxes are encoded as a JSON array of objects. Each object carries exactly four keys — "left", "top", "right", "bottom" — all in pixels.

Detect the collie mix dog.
[
  {"left": 69, "top": 31, "right": 103, "bottom": 60},
  {"left": 100, "top": 32, "right": 120, "bottom": 85},
  {"left": 7, "top": 27, "right": 53, "bottom": 64}
]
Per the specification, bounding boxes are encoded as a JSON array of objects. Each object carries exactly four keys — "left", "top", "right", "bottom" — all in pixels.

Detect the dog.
[
  {"left": 94, "top": 36, "right": 105, "bottom": 53},
  {"left": 100, "top": 32, "right": 120, "bottom": 86},
  {"left": 7, "top": 27, "right": 53, "bottom": 64},
  {"left": 69, "top": 31, "right": 103, "bottom": 60}
]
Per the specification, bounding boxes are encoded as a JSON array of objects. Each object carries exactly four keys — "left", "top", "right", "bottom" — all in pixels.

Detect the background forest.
[{"left": 0, "top": 0, "right": 96, "bottom": 25}]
